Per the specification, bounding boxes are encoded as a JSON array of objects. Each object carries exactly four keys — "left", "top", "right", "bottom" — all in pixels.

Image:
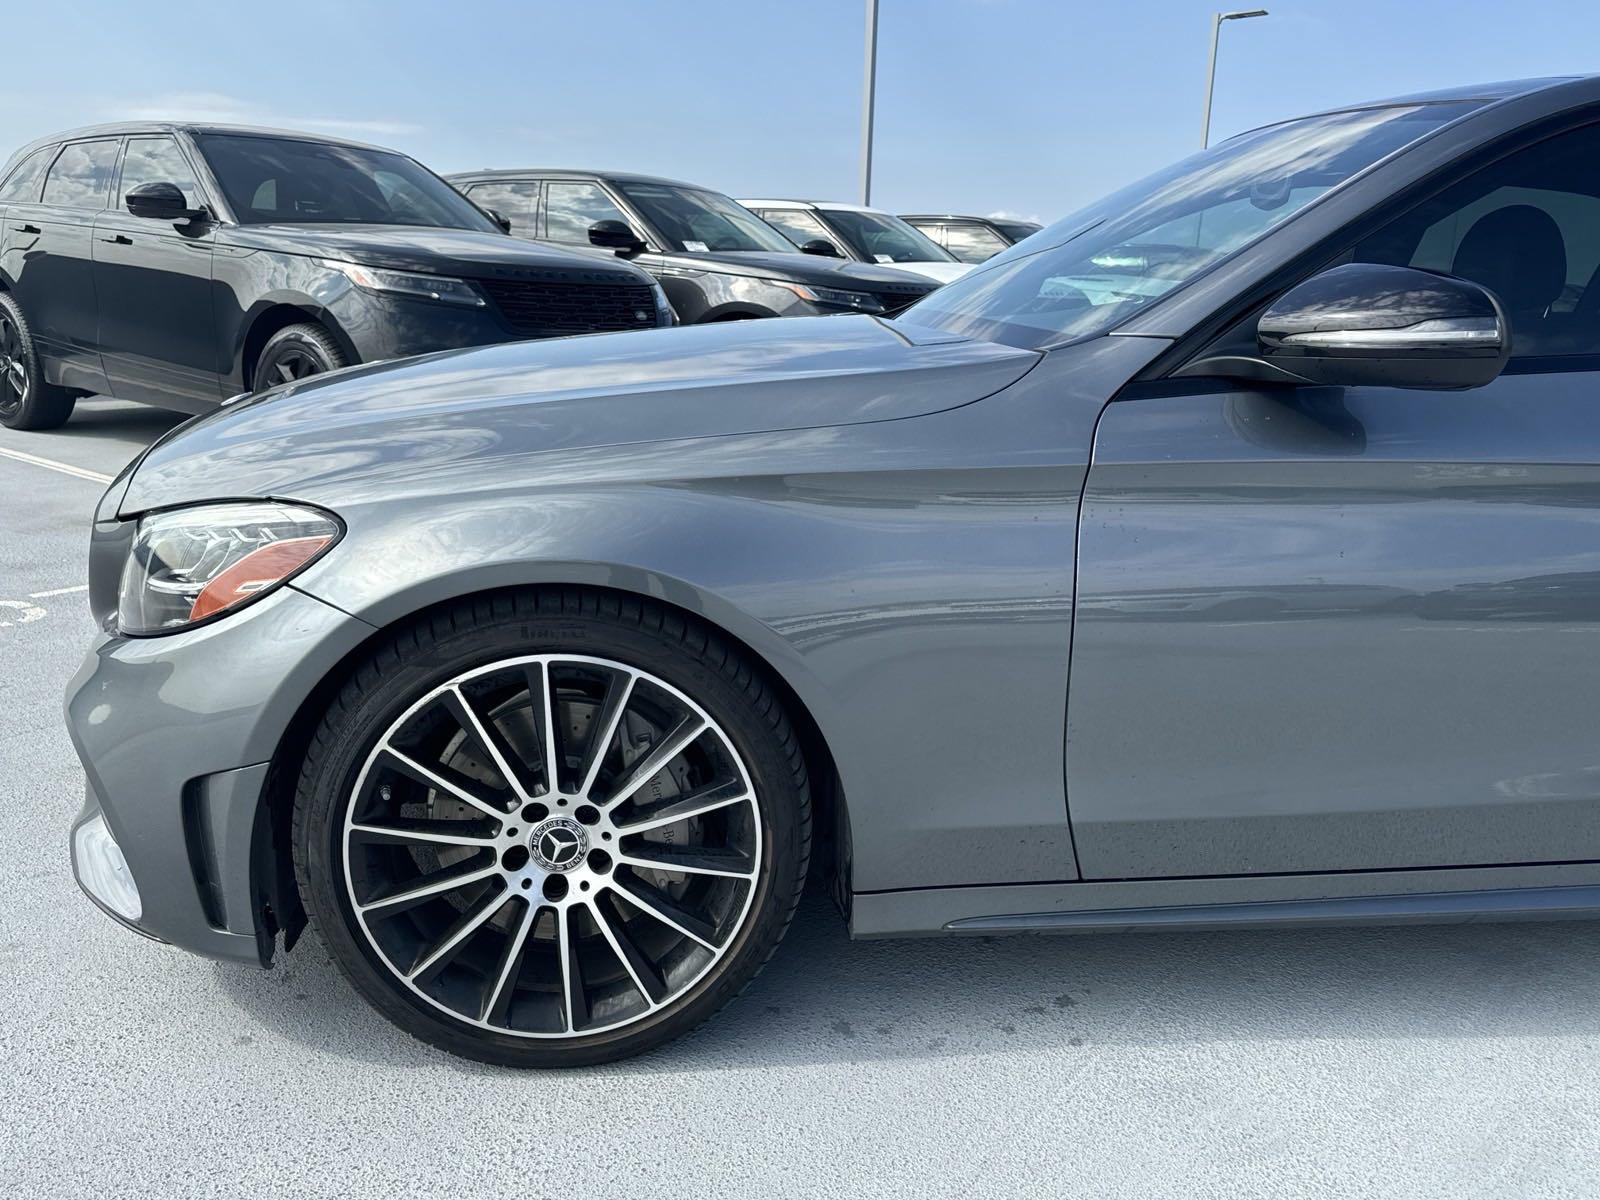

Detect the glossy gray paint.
[
  {"left": 1069, "top": 370, "right": 1600, "bottom": 879},
  {"left": 64, "top": 75, "right": 1600, "bottom": 964},
  {"left": 90, "top": 315, "right": 1169, "bottom": 899}
]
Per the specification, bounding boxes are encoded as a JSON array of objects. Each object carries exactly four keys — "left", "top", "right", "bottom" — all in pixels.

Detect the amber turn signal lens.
[{"left": 188, "top": 535, "right": 333, "bottom": 622}]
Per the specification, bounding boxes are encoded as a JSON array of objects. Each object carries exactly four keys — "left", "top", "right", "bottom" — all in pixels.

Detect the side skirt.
[{"left": 849, "top": 862, "right": 1600, "bottom": 938}]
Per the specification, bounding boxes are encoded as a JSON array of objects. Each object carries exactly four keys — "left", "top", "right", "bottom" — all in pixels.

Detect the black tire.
[
  {"left": 293, "top": 589, "right": 811, "bottom": 1067},
  {"left": 253, "top": 322, "right": 348, "bottom": 391},
  {"left": 0, "top": 292, "right": 76, "bottom": 430}
]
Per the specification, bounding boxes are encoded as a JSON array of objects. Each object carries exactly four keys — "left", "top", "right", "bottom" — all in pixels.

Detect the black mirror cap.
[
  {"left": 588, "top": 219, "right": 646, "bottom": 256},
  {"left": 800, "top": 238, "right": 843, "bottom": 258},
  {"left": 125, "top": 180, "right": 196, "bottom": 222},
  {"left": 1256, "top": 262, "right": 1510, "bottom": 390},
  {"left": 486, "top": 208, "right": 513, "bottom": 235}
]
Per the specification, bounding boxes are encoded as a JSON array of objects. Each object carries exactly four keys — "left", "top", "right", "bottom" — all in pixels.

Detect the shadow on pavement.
[{"left": 210, "top": 888, "right": 1600, "bottom": 1075}]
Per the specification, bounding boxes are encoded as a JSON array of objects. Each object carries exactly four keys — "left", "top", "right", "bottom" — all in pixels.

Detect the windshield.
[
  {"left": 901, "top": 101, "right": 1481, "bottom": 349},
  {"left": 824, "top": 209, "right": 957, "bottom": 263},
  {"left": 615, "top": 182, "right": 797, "bottom": 254},
  {"left": 197, "top": 134, "right": 499, "bottom": 230}
]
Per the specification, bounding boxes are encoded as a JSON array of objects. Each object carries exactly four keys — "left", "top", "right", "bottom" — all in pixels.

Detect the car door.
[
  {"left": 1067, "top": 118, "right": 1600, "bottom": 879},
  {"left": 5, "top": 138, "right": 120, "bottom": 395},
  {"left": 92, "top": 134, "right": 220, "bottom": 409}
]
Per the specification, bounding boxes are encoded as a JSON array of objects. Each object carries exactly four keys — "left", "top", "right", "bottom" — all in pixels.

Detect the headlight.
[
  {"left": 651, "top": 282, "right": 677, "bottom": 325},
  {"left": 322, "top": 259, "right": 487, "bottom": 308},
  {"left": 769, "top": 280, "right": 884, "bottom": 313},
  {"left": 117, "top": 502, "right": 342, "bottom": 635}
]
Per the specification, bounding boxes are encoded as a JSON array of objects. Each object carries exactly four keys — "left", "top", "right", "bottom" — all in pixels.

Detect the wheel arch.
[
  {"left": 256, "top": 579, "right": 852, "bottom": 960},
  {"left": 236, "top": 298, "right": 359, "bottom": 390}
]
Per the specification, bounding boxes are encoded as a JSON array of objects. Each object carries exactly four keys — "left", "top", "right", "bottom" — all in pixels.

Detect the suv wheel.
[
  {"left": 254, "top": 322, "right": 348, "bottom": 390},
  {"left": 0, "top": 293, "right": 76, "bottom": 430},
  {"left": 293, "top": 591, "right": 811, "bottom": 1066}
]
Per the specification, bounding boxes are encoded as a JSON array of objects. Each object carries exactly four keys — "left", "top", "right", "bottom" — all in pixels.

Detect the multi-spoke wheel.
[
  {"left": 0, "top": 292, "right": 75, "bottom": 430},
  {"left": 295, "top": 593, "right": 809, "bottom": 1066}
]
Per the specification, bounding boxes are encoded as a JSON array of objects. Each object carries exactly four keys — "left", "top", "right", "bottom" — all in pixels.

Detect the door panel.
[
  {"left": 1067, "top": 375, "right": 1600, "bottom": 879},
  {"left": 93, "top": 135, "right": 219, "bottom": 408},
  {"left": 4, "top": 139, "right": 120, "bottom": 394}
]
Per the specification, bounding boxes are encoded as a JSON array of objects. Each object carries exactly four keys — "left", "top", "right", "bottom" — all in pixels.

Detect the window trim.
[
  {"left": 1159, "top": 107, "right": 1600, "bottom": 379},
  {"left": 110, "top": 133, "right": 209, "bottom": 216},
  {"left": 0, "top": 144, "right": 58, "bottom": 206},
  {"left": 40, "top": 136, "right": 125, "bottom": 212},
  {"left": 537, "top": 176, "right": 656, "bottom": 251}
]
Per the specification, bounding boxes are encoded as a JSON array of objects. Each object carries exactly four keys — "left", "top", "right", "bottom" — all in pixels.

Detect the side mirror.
[
  {"left": 126, "top": 181, "right": 198, "bottom": 222},
  {"left": 486, "top": 208, "right": 513, "bottom": 235},
  {"left": 1255, "top": 262, "right": 1509, "bottom": 390},
  {"left": 799, "top": 238, "right": 843, "bottom": 258},
  {"left": 588, "top": 219, "right": 646, "bottom": 257}
]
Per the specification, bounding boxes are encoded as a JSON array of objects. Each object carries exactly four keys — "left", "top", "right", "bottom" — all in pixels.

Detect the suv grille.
[
  {"left": 870, "top": 281, "right": 935, "bottom": 318},
  {"left": 477, "top": 278, "right": 658, "bottom": 336}
]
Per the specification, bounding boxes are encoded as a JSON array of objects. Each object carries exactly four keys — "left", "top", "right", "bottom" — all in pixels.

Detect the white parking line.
[
  {"left": 29, "top": 584, "right": 88, "bottom": 598},
  {"left": 0, "top": 445, "right": 112, "bottom": 484}
]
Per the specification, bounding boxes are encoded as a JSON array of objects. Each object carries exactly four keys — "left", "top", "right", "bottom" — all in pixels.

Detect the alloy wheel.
[
  {"left": 340, "top": 654, "right": 764, "bottom": 1039},
  {"left": 265, "top": 346, "right": 324, "bottom": 386},
  {"left": 0, "top": 316, "right": 29, "bottom": 419}
]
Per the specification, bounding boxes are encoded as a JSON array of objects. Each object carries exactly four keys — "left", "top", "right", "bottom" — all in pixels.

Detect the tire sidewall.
[
  {"left": 297, "top": 605, "right": 806, "bottom": 1067},
  {"left": 257, "top": 324, "right": 343, "bottom": 389}
]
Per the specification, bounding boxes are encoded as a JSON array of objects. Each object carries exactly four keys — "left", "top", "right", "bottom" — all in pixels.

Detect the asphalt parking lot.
[{"left": 4, "top": 401, "right": 1600, "bottom": 1199}]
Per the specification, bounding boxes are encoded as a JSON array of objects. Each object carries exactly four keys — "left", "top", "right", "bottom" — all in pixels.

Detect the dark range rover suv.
[
  {"left": 449, "top": 169, "right": 937, "bottom": 323},
  {"left": 0, "top": 124, "right": 672, "bottom": 429}
]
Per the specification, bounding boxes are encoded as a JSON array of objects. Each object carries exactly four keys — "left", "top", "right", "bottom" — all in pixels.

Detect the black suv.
[
  {"left": 0, "top": 125, "right": 672, "bottom": 429},
  {"left": 900, "top": 214, "right": 1044, "bottom": 262},
  {"left": 449, "top": 170, "right": 937, "bottom": 323}
]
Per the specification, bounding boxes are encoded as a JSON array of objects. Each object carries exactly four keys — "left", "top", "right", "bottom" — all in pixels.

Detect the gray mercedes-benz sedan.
[{"left": 66, "top": 76, "right": 1600, "bottom": 1065}]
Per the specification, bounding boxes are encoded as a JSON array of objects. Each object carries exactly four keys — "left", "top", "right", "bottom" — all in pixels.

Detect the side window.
[
  {"left": 117, "top": 137, "right": 200, "bottom": 209},
  {"left": 760, "top": 208, "right": 843, "bottom": 253},
  {"left": 942, "top": 223, "right": 1009, "bottom": 263},
  {"left": 545, "top": 181, "right": 631, "bottom": 244},
  {"left": 466, "top": 182, "right": 538, "bottom": 236},
  {"left": 42, "top": 139, "right": 120, "bottom": 209},
  {"left": 1352, "top": 122, "right": 1600, "bottom": 359},
  {"left": 0, "top": 147, "right": 53, "bottom": 203}
]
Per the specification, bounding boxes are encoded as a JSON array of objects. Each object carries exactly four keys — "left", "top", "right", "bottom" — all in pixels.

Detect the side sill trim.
[{"left": 943, "top": 884, "right": 1600, "bottom": 933}]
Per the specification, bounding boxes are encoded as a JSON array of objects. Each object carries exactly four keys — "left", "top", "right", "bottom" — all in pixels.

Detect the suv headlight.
[
  {"left": 117, "top": 502, "right": 342, "bottom": 635},
  {"left": 322, "top": 259, "right": 488, "bottom": 308},
  {"left": 769, "top": 280, "right": 884, "bottom": 313},
  {"left": 652, "top": 282, "right": 677, "bottom": 325}
]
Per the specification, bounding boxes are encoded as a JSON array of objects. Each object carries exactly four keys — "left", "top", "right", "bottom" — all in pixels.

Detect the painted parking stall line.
[{"left": 0, "top": 445, "right": 112, "bottom": 484}]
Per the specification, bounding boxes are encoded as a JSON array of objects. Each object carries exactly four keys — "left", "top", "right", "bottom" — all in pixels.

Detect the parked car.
[
  {"left": 449, "top": 169, "right": 936, "bottom": 322},
  {"left": 0, "top": 124, "right": 673, "bottom": 430},
  {"left": 69, "top": 76, "right": 1600, "bottom": 1068},
  {"left": 739, "top": 198, "right": 971, "bottom": 284},
  {"left": 901, "top": 213, "right": 1043, "bottom": 262}
]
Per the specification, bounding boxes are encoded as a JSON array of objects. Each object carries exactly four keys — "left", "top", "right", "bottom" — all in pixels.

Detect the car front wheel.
[{"left": 293, "top": 591, "right": 810, "bottom": 1066}]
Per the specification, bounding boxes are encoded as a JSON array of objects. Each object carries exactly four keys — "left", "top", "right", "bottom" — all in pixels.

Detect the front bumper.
[{"left": 65, "top": 584, "right": 375, "bottom": 964}]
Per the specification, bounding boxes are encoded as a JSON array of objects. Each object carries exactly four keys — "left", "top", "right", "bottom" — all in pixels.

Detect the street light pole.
[
  {"left": 860, "top": 0, "right": 879, "bottom": 205},
  {"left": 1201, "top": 9, "right": 1267, "bottom": 148}
]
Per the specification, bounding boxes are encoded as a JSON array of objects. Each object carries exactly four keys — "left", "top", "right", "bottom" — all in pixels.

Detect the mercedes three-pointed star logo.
[{"left": 531, "top": 817, "right": 588, "bottom": 871}]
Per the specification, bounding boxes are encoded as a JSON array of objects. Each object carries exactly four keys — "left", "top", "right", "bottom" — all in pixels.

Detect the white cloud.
[
  {"left": 987, "top": 208, "right": 1043, "bottom": 224},
  {"left": 103, "top": 92, "right": 421, "bottom": 139}
]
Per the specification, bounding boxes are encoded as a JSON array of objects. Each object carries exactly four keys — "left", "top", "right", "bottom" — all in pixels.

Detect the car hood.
[
  {"left": 881, "top": 260, "right": 972, "bottom": 285},
  {"left": 118, "top": 315, "right": 1040, "bottom": 515},
  {"left": 658, "top": 250, "right": 937, "bottom": 293},
  {"left": 219, "top": 223, "right": 654, "bottom": 283}
]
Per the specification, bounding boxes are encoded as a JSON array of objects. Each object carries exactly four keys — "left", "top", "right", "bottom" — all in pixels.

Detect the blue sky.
[{"left": 5, "top": 1, "right": 1596, "bottom": 223}]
